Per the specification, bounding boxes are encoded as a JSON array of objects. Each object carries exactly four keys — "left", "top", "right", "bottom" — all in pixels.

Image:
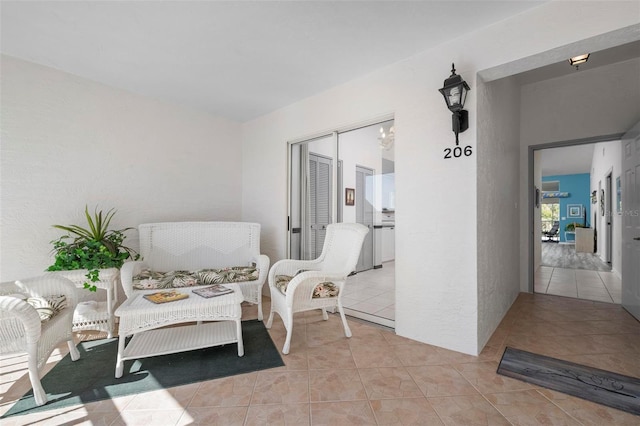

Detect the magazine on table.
[
  {"left": 143, "top": 290, "right": 189, "bottom": 304},
  {"left": 192, "top": 284, "right": 234, "bottom": 298}
]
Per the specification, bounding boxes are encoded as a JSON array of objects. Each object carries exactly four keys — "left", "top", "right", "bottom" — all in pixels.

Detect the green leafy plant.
[
  {"left": 47, "top": 206, "right": 140, "bottom": 291},
  {"left": 564, "top": 222, "right": 585, "bottom": 232}
]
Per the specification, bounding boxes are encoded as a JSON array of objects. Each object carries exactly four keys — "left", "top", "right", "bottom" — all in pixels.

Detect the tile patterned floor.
[
  {"left": 343, "top": 261, "right": 395, "bottom": 322},
  {"left": 1, "top": 293, "right": 639, "bottom": 425},
  {"left": 535, "top": 266, "right": 622, "bottom": 303}
]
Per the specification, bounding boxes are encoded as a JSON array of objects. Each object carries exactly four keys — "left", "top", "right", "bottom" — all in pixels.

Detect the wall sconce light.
[
  {"left": 438, "top": 63, "right": 470, "bottom": 146},
  {"left": 568, "top": 53, "right": 589, "bottom": 70}
]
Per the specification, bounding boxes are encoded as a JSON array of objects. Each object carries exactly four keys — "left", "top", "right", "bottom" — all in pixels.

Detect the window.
[{"left": 541, "top": 203, "right": 559, "bottom": 232}]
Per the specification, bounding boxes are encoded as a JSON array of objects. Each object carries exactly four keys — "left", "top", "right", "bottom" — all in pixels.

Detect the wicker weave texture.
[
  {"left": 51, "top": 268, "right": 119, "bottom": 337},
  {"left": 266, "top": 223, "right": 369, "bottom": 354},
  {"left": 115, "top": 285, "right": 244, "bottom": 378},
  {"left": 116, "top": 285, "right": 243, "bottom": 336},
  {"left": 122, "top": 221, "right": 269, "bottom": 320},
  {"left": 0, "top": 275, "right": 80, "bottom": 405},
  {"left": 139, "top": 222, "right": 261, "bottom": 271}
]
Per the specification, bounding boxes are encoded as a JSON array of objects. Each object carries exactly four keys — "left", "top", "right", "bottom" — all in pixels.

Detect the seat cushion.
[
  {"left": 274, "top": 275, "right": 339, "bottom": 298},
  {"left": 26, "top": 295, "right": 67, "bottom": 322},
  {"left": 132, "top": 267, "right": 258, "bottom": 290}
]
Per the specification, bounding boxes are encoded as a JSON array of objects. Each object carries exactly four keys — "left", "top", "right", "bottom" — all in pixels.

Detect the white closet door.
[{"left": 309, "top": 153, "right": 332, "bottom": 259}]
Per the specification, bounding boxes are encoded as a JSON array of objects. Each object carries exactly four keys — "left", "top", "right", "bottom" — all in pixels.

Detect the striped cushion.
[
  {"left": 132, "top": 266, "right": 259, "bottom": 290},
  {"left": 26, "top": 295, "right": 67, "bottom": 322},
  {"left": 274, "top": 274, "right": 339, "bottom": 298}
]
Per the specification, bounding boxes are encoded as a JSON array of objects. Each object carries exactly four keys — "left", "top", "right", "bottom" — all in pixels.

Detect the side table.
[{"left": 52, "top": 268, "right": 119, "bottom": 338}]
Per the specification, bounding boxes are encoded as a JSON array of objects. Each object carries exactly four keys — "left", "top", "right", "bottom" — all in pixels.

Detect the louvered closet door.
[{"left": 309, "top": 153, "right": 332, "bottom": 259}]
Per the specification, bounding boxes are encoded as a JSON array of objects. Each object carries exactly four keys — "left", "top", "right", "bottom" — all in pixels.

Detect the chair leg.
[
  {"left": 266, "top": 310, "right": 274, "bottom": 328},
  {"left": 257, "top": 298, "right": 263, "bottom": 321},
  {"left": 67, "top": 340, "right": 80, "bottom": 361},
  {"left": 321, "top": 308, "right": 328, "bottom": 320},
  {"left": 282, "top": 310, "right": 294, "bottom": 355},
  {"left": 337, "top": 302, "right": 352, "bottom": 338},
  {"left": 27, "top": 356, "right": 47, "bottom": 406}
]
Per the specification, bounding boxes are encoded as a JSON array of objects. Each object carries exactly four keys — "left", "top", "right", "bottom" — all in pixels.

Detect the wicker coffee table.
[{"left": 114, "top": 284, "right": 244, "bottom": 378}]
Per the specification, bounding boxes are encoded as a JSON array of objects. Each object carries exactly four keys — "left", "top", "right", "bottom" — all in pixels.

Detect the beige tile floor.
[
  {"left": 343, "top": 261, "right": 395, "bottom": 324},
  {"left": 535, "top": 266, "right": 622, "bottom": 303},
  {"left": 1, "top": 293, "right": 639, "bottom": 425}
]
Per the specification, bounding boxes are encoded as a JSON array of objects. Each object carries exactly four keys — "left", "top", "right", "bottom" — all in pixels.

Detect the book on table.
[
  {"left": 143, "top": 290, "right": 189, "bottom": 304},
  {"left": 192, "top": 284, "right": 233, "bottom": 298}
]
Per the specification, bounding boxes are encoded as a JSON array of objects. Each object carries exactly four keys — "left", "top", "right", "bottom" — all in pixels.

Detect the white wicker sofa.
[{"left": 120, "top": 222, "right": 269, "bottom": 320}]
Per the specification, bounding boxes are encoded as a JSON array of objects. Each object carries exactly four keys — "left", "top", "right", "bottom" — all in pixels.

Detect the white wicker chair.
[
  {"left": 266, "top": 222, "right": 369, "bottom": 354},
  {"left": 0, "top": 275, "right": 80, "bottom": 406},
  {"left": 121, "top": 222, "right": 270, "bottom": 320}
]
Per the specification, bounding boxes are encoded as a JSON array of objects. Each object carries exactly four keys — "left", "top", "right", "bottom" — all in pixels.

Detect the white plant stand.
[
  {"left": 52, "top": 268, "right": 119, "bottom": 338},
  {"left": 114, "top": 284, "right": 244, "bottom": 378}
]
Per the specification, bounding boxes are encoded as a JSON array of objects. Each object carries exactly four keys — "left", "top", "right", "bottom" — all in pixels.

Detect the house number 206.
[{"left": 444, "top": 145, "right": 472, "bottom": 159}]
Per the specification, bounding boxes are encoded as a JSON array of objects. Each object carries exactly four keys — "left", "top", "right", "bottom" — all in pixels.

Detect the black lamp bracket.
[{"left": 452, "top": 110, "right": 469, "bottom": 146}]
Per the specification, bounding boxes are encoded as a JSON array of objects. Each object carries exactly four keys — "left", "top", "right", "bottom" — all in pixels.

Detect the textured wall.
[
  {"left": 591, "top": 141, "right": 623, "bottom": 275},
  {"left": 476, "top": 76, "right": 522, "bottom": 350},
  {"left": 1, "top": 56, "right": 243, "bottom": 281}
]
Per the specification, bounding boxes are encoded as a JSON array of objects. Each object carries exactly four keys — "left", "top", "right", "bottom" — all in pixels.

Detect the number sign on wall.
[{"left": 444, "top": 145, "right": 472, "bottom": 159}]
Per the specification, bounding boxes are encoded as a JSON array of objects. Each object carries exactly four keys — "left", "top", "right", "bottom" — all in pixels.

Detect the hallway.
[
  {"left": 537, "top": 242, "right": 621, "bottom": 303},
  {"left": 535, "top": 266, "right": 621, "bottom": 304},
  {"left": 541, "top": 243, "right": 611, "bottom": 272}
]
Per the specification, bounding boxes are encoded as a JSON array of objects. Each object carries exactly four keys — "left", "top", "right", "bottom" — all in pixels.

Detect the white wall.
[
  {"left": 242, "top": 3, "right": 640, "bottom": 355},
  {"left": 476, "top": 76, "right": 522, "bottom": 349},
  {"left": 591, "top": 141, "right": 623, "bottom": 275},
  {"left": 1, "top": 55, "right": 243, "bottom": 281},
  {"left": 519, "top": 57, "right": 640, "bottom": 290},
  {"left": 338, "top": 124, "right": 386, "bottom": 224}
]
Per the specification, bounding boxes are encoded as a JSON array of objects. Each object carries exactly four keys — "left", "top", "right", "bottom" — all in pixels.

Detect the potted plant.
[{"left": 47, "top": 206, "right": 140, "bottom": 291}]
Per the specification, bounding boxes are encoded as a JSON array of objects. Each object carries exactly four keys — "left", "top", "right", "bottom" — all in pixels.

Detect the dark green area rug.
[
  {"left": 498, "top": 347, "right": 640, "bottom": 415},
  {"left": 3, "top": 320, "right": 284, "bottom": 418}
]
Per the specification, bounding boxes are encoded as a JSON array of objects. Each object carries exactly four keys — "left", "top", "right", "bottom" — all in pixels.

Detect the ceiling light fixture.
[
  {"left": 379, "top": 125, "right": 395, "bottom": 151},
  {"left": 438, "top": 63, "right": 470, "bottom": 146},
  {"left": 568, "top": 53, "right": 590, "bottom": 70}
]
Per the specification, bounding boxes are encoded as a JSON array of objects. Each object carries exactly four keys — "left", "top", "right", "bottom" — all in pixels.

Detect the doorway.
[
  {"left": 531, "top": 137, "right": 624, "bottom": 304},
  {"left": 287, "top": 118, "right": 396, "bottom": 328}
]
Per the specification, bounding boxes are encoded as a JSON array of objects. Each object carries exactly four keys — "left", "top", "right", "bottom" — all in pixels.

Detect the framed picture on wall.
[
  {"left": 345, "top": 188, "right": 355, "bottom": 206},
  {"left": 567, "top": 204, "right": 582, "bottom": 218}
]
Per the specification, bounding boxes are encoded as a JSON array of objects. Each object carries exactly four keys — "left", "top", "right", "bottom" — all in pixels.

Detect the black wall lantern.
[{"left": 439, "top": 63, "right": 470, "bottom": 145}]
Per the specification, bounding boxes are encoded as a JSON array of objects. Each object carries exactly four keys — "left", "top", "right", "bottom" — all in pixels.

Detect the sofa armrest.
[
  {"left": 253, "top": 254, "right": 270, "bottom": 285},
  {"left": 120, "top": 261, "right": 148, "bottom": 299}
]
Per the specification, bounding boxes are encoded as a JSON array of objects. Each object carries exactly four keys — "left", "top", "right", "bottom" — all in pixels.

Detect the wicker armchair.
[
  {"left": 266, "top": 222, "right": 369, "bottom": 354},
  {"left": 0, "top": 276, "right": 80, "bottom": 406}
]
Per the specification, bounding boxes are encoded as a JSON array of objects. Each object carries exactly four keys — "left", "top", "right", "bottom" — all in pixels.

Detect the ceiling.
[
  {"left": 540, "top": 144, "right": 596, "bottom": 177},
  {"left": 1, "top": 1, "right": 547, "bottom": 122},
  {"left": 516, "top": 39, "right": 640, "bottom": 86}
]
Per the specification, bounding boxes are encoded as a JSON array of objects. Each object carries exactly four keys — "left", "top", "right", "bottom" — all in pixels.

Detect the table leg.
[
  {"left": 115, "top": 334, "right": 126, "bottom": 378},
  {"left": 236, "top": 319, "right": 244, "bottom": 357}
]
